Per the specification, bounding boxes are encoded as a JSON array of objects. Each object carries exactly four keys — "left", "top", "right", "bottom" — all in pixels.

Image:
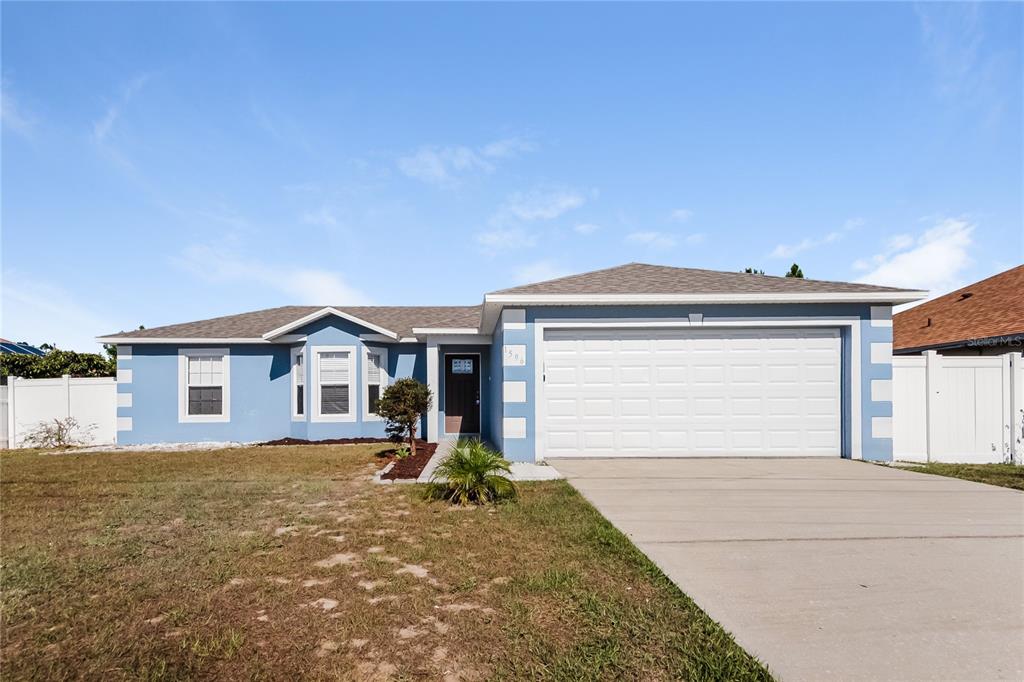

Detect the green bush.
[
  {"left": 1, "top": 349, "right": 115, "bottom": 382},
  {"left": 426, "top": 439, "right": 518, "bottom": 505},
  {"left": 377, "top": 378, "right": 432, "bottom": 457}
]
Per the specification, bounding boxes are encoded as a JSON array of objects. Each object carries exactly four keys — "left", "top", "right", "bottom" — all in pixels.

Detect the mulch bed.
[
  {"left": 379, "top": 440, "right": 438, "bottom": 481},
  {"left": 258, "top": 436, "right": 437, "bottom": 481},
  {"left": 259, "top": 437, "right": 392, "bottom": 446}
]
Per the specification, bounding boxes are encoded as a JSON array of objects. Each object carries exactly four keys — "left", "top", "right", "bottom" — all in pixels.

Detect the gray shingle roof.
[
  {"left": 101, "top": 263, "right": 920, "bottom": 341},
  {"left": 100, "top": 305, "right": 482, "bottom": 340},
  {"left": 488, "top": 263, "right": 917, "bottom": 296}
]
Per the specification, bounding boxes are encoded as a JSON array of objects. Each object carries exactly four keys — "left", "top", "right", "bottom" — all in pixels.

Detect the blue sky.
[{"left": 2, "top": 2, "right": 1021, "bottom": 351}]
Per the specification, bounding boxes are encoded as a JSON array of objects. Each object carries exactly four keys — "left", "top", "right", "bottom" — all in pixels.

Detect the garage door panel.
[
  {"left": 582, "top": 398, "right": 613, "bottom": 417},
  {"left": 619, "top": 365, "right": 651, "bottom": 385},
  {"left": 541, "top": 327, "right": 841, "bottom": 458},
  {"left": 656, "top": 365, "right": 688, "bottom": 385}
]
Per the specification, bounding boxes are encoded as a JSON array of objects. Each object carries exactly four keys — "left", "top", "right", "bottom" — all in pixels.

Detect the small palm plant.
[{"left": 426, "top": 439, "right": 518, "bottom": 505}]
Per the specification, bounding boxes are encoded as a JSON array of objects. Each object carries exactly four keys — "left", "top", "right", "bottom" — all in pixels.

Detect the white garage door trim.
[{"left": 534, "top": 318, "right": 862, "bottom": 460}]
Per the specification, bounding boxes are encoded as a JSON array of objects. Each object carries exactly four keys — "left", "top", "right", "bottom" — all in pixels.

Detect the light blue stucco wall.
[
  {"left": 495, "top": 303, "right": 895, "bottom": 463},
  {"left": 117, "top": 304, "right": 894, "bottom": 461},
  {"left": 117, "top": 344, "right": 292, "bottom": 444},
  {"left": 116, "top": 316, "right": 428, "bottom": 444}
]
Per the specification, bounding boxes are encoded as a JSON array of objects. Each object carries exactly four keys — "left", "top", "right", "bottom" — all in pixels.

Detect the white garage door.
[{"left": 541, "top": 327, "right": 841, "bottom": 458}]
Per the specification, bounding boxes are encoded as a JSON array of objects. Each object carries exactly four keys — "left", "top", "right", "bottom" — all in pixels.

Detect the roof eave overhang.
[
  {"left": 894, "top": 331, "right": 1024, "bottom": 355},
  {"left": 480, "top": 291, "right": 928, "bottom": 333}
]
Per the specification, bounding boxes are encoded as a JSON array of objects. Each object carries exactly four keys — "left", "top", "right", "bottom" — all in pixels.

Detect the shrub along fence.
[{"left": 2, "top": 376, "right": 117, "bottom": 448}]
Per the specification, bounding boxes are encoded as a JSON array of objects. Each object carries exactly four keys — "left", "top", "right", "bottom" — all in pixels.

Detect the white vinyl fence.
[
  {"left": 3, "top": 376, "right": 117, "bottom": 448},
  {"left": 893, "top": 352, "right": 1023, "bottom": 464}
]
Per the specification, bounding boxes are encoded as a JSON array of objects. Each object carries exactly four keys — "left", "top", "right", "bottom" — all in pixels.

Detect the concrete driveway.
[{"left": 549, "top": 458, "right": 1024, "bottom": 681}]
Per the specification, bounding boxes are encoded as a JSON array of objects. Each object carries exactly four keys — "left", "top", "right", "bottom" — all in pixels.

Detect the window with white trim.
[
  {"left": 188, "top": 355, "right": 224, "bottom": 415},
  {"left": 178, "top": 348, "right": 230, "bottom": 423},
  {"left": 292, "top": 349, "right": 305, "bottom": 418},
  {"left": 317, "top": 350, "right": 352, "bottom": 417},
  {"left": 364, "top": 348, "right": 388, "bottom": 419}
]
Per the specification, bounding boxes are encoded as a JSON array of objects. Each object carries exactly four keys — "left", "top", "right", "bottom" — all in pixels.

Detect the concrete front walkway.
[{"left": 549, "top": 458, "right": 1024, "bottom": 681}]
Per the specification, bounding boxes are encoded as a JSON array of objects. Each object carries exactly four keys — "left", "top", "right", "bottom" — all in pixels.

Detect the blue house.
[{"left": 98, "top": 263, "right": 925, "bottom": 461}]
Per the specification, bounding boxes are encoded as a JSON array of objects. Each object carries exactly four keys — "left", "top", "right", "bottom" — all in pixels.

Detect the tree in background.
[
  {"left": 377, "top": 378, "right": 433, "bottom": 457},
  {"left": 785, "top": 263, "right": 805, "bottom": 278},
  {"left": 1, "top": 349, "right": 115, "bottom": 382},
  {"left": 743, "top": 267, "right": 765, "bottom": 275}
]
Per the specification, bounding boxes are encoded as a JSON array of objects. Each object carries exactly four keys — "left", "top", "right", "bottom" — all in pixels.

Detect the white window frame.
[
  {"left": 312, "top": 345, "right": 356, "bottom": 422},
  {"left": 291, "top": 347, "right": 306, "bottom": 421},
  {"left": 362, "top": 346, "right": 389, "bottom": 421},
  {"left": 178, "top": 348, "right": 230, "bottom": 423}
]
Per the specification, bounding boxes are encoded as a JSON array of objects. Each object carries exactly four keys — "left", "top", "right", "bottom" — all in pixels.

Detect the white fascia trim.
[
  {"left": 178, "top": 347, "right": 231, "bottom": 424},
  {"left": 311, "top": 345, "right": 357, "bottom": 423},
  {"left": 262, "top": 307, "right": 399, "bottom": 340},
  {"left": 412, "top": 327, "right": 481, "bottom": 335},
  {"left": 486, "top": 291, "right": 928, "bottom": 305},
  {"left": 360, "top": 333, "right": 419, "bottom": 343},
  {"left": 362, "top": 345, "right": 389, "bottom": 421},
  {"left": 532, "top": 317, "right": 863, "bottom": 462}
]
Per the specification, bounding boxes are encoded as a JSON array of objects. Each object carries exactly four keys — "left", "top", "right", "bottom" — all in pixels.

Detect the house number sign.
[{"left": 502, "top": 344, "right": 526, "bottom": 367}]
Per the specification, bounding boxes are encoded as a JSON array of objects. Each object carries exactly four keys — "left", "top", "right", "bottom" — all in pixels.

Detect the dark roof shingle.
[
  {"left": 893, "top": 265, "right": 1024, "bottom": 352},
  {"left": 488, "top": 262, "right": 917, "bottom": 296},
  {"left": 100, "top": 305, "right": 481, "bottom": 340}
]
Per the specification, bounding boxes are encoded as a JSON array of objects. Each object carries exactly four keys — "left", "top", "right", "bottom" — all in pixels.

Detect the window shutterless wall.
[
  {"left": 286, "top": 315, "right": 428, "bottom": 441},
  {"left": 117, "top": 344, "right": 292, "bottom": 445}
]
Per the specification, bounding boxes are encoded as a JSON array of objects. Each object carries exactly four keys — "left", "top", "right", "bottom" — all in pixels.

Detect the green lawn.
[
  {"left": 902, "top": 462, "right": 1024, "bottom": 490},
  {"left": 0, "top": 445, "right": 770, "bottom": 681}
]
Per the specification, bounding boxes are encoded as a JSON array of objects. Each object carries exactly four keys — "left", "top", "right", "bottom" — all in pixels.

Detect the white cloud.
[
  {"left": 770, "top": 217, "right": 863, "bottom": 259},
  {"left": 670, "top": 208, "right": 693, "bottom": 223},
  {"left": 684, "top": 232, "right": 706, "bottom": 245},
  {"left": 480, "top": 137, "right": 536, "bottom": 159},
  {"left": 92, "top": 73, "right": 151, "bottom": 144},
  {"left": 175, "top": 244, "right": 370, "bottom": 304},
  {"left": 398, "top": 137, "right": 535, "bottom": 186},
  {"left": 855, "top": 217, "right": 975, "bottom": 295},
  {"left": 574, "top": 223, "right": 600, "bottom": 235},
  {"left": 475, "top": 187, "right": 588, "bottom": 255},
  {"left": 498, "top": 188, "right": 586, "bottom": 222},
  {"left": 512, "top": 260, "right": 572, "bottom": 285},
  {"left": 1, "top": 272, "right": 116, "bottom": 352},
  {"left": 475, "top": 228, "right": 537, "bottom": 255},
  {"left": 1, "top": 82, "right": 35, "bottom": 137},
  {"left": 626, "top": 231, "right": 676, "bottom": 248},
  {"left": 301, "top": 206, "right": 338, "bottom": 227}
]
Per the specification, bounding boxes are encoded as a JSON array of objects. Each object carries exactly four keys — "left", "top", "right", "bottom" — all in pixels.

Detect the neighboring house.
[
  {"left": 0, "top": 339, "right": 46, "bottom": 356},
  {"left": 97, "top": 263, "right": 924, "bottom": 461},
  {"left": 894, "top": 265, "right": 1024, "bottom": 356}
]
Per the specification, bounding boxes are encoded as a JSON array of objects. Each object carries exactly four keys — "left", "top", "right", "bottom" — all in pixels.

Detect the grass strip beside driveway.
[
  {"left": 901, "top": 462, "right": 1024, "bottom": 491},
  {"left": 0, "top": 445, "right": 769, "bottom": 681}
]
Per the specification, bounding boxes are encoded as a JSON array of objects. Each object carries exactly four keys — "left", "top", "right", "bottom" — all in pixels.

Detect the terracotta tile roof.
[
  {"left": 893, "top": 265, "right": 1024, "bottom": 352},
  {"left": 489, "top": 262, "right": 917, "bottom": 296},
  {"left": 100, "top": 305, "right": 482, "bottom": 340}
]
